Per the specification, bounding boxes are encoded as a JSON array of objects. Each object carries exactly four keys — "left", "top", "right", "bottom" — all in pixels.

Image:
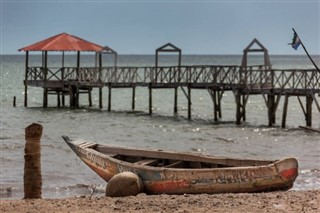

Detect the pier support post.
[
  {"left": 69, "top": 86, "right": 74, "bottom": 107},
  {"left": 268, "top": 94, "right": 276, "bottom": 126},
  {"left": 43, "top": 88, "right": 48, "bottom": 108},
  {"left": 149, "top": 83, "right": 152, "bottom": 115},
  {"left": 235, "top": 92, "right": 241, "bottom": 125},
  {"left": 89, "top": 89, "right": 93, "bottom": 107},
  {"left": 208, "top": 89, "right": 223, "bottom": 121},
  {"left": 242, "top": 94, "right": 246, "bottom": 121},
  {"left": 24, "top": 123, "right": 43, "bottom": 199},
  {"left": 75, "top": 87, "right": 79, "bottom": 108},
  {"left": 282, "top": 94, "right": 289, "bottom": 128},
  {"left": 214, "top": 91, "right": 222, "bottom": 121},
  {"left": 57, "top": 92, "right": 61, "bottom": 107},
  {"left": 132, "top": 86, "right": 136, "bottom": 111},
  {"left": 188, "top": 84, "right": 191, "bottom": 120},
  {"left": 62, "top": 92, "right": 65, "bottom": 106},
  {"left": 99, "top": 87, "right": 102, "bottom": 109},
  {"left": 306, "top": 95, "right": 313, "bottom": 127},
  {"left": 234, "top": 91, "right": 247, "bottom": 125},
  {"left": 174, "top": 87, "right": 178, "bottom": 114},
  {"left": 108, "top": 84, "right": 112, "bottom": 112}
]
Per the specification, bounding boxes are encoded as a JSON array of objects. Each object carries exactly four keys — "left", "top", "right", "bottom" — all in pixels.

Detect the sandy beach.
[{"left": 1, "top": 190, "right": 319, "bottom": 213}]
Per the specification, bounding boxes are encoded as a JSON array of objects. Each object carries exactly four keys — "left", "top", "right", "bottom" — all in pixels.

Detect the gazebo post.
[
  {"left": 174, "top": 49, "right": 182, "bottom": 114},
  {"left": 43, "top": 51, "right": 48, "bottom": 108},
  {"left": 75, "top": 51, "right": 80, "bottom": 107},
  {"left": 24, "top": 51, "right": 29, "bottom": 107},
  {"left": 99, "top": 53, "right": 103, "bottom": 108},
  {"left": 61, "top": 51, "right": 65, "bottom": 106}
]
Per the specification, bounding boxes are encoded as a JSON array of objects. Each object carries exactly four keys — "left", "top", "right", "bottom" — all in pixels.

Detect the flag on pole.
[{"left": 291, "top": 32, "right": 301, "bottom": 50}]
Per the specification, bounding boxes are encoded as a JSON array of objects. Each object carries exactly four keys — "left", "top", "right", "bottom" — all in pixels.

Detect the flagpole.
[{"left": 292, "top": 28, "right": 320, "bottom": 72}]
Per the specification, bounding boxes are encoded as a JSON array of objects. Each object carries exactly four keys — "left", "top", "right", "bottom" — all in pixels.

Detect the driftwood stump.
[{"left": 24, "top": 123, "right": 43, "bottom": 199}]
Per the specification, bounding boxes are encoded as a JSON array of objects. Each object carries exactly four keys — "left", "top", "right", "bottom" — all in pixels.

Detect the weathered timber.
[
  {"left": 132, "top": 86, "right": 136, "bottom": 110},
  {"left": 174, "top": 87, "right": 178, "bottom": 114},
  {"left": 299, "top": 125, "right": 320, "bottom": 133},
  {"left": 188, "top": 83, "right": 191, "bottom": 120},
  {"left": 24, "top": 123, "right": 43, "bottom": 199},
  {"left": 13, "top": 96, "right": 16, "bottom": 107},
  {"left": 149, "top": 83, "right": 152, "bottom": 115},
  {"left": 24, "top": 51, "right": 29, "bottom": 107},
  {"left": 108, "top": 84, "right": 112, "bottom": 112},
  {"left": 282, "top": 94, "right": 289, "bottom": 128}
]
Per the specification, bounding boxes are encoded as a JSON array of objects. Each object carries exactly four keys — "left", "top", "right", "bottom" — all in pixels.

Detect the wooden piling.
[
  {"left": 213, "top": 91, "right": 218, "bottom": 121},
  {"left": 218, "top": 91, "right": 223, "bottom": 119},
  {"left": 174, "top": 87, "right": 178, "bottom": 114},
  {"left": 13, "top": 96, "right": 16, "bottom": 107},
  {"left": 62, "top": 93, "right": 65, "bottom": 106},
  {"left": 89, "top": 89, "right": 93, "bottom": 107},
  {"left": 188, "top": 84, "right": 191, "bottom": 120},
  {"left": 282, "top": 94, "right": 289, "bottom": 128},
  {"left": 99, "top": 87, "right": 103, "bottom": 109},
  {"left": 43, "top": 88, "right": 48, "bottom": 108},
  {"left": 69, "top": 86, "right": 74, "bottom": 107},
  {"left": 242, "top": 94, "right": 247, "bottom": 121},
  {"left": 24, "top": 123, "right": 43, "bottom": 199},
  {"left": 57, "top": 92, "right": 61, "bottom": 107},
  {"left": 208, "top": 89, "right": 223, "bottom": 122},
  {"left": 108, "top": 84, "right": 112, "bottom": 112},
  {"left": 235, "top": 92, "right": 241, "bottom": 125},
  {"left": 306, "top": 95, "right": 313, "bottom": 127},
  {"left": 132, "top": 86, "right": 136, "bottom": 111},
  {"left": 268, "top": 94, "right": 275, "bottom": 126},
  {"left": 75, "top": 87, "right": 80, "bottom": 108},
  {"left": 149, "top": 83, "right": 152, "bottom": 115}
]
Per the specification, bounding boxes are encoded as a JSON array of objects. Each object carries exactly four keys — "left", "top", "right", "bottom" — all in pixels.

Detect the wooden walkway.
[{"left": 24, "top": 65, "right": 320, "bottom": 127}]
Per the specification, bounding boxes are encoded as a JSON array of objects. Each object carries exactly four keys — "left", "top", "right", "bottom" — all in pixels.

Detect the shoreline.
[{"left": 1, "top": 190, "right": 319, "bottom": 213}]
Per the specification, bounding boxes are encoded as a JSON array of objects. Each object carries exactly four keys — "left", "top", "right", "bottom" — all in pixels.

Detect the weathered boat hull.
[{"left": 63, "top": 136, "right": 298, "bottom": 194}]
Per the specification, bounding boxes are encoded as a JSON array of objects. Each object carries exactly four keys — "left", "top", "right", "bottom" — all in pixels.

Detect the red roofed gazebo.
[
  {"left": 19, "top": 33, "right": 117, "bottom": 108},
  {"left": 19, "top": 32, "right": 104, "bottom": 52}
]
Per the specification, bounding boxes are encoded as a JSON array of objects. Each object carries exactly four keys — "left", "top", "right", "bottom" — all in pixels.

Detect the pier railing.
[{"left": 26, "top": 65, "right": 320, "bottom": 92}]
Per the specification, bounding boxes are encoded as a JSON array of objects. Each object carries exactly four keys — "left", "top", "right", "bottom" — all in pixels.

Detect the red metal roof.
[{"left": 19, "top": 33, "right": 104, "bottom": 52}]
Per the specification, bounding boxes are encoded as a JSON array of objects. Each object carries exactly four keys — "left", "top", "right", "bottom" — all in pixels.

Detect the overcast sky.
[{"left": 1, "top": 0, "right": 319, "bottom": 55}]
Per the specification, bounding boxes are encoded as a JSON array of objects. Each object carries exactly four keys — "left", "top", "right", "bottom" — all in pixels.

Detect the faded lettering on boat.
[{"left": 76, "top": 147, "right": 107, "bottom": 169}]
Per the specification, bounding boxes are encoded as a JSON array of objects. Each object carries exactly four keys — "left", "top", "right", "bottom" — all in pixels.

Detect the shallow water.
[{"left": 1, "top": 55, "right": 319, "bottom": 199}]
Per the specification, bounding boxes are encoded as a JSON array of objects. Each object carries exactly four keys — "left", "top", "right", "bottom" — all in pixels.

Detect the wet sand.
[{"left": 1, "top": 190, "right": 319, "bottom": 213}]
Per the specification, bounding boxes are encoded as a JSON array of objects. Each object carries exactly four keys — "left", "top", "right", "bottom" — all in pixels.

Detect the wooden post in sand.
[{"left": 24, "top": 123, "right": 43, "bottom": 199}]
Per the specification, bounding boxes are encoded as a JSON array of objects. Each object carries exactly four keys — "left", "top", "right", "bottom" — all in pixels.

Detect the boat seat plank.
[
  {"left": 163, "top": 160, "right": 183, "bottom": 168},
  {"left": 79, "top": 142, "right": 97, "bottom": 149},
  {"left": 134, "top": 159, "right": 159, "bottom": 166}
]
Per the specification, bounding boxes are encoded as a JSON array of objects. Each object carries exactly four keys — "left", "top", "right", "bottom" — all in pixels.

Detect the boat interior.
[
  {"left": 113, "top": 154, "right": 231, "bottom": 168},
  {"left": 93, "top": 144, "right": 275, "bottom": 169}
]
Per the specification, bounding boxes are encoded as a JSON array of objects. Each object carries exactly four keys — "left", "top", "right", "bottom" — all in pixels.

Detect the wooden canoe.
[{"left": 62, "top": 136, "right": 298, "bottom": 195}]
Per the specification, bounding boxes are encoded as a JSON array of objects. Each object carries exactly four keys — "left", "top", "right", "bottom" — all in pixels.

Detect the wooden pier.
[
  {"left": 22, "top": 64, "right": 320, "bottom": 127},
  {"left": 19, "top": 34, "right": 320, "bottom": 128}
]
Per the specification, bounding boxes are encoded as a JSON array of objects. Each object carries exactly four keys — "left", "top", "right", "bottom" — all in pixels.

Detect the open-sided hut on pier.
[{"left": 19, "top": 32, "right": 117, "bottom": 108}]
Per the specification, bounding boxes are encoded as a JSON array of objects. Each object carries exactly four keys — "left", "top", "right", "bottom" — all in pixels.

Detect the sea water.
[{"left": 1, "top": 54, "right": 319, "bottom": 199}]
